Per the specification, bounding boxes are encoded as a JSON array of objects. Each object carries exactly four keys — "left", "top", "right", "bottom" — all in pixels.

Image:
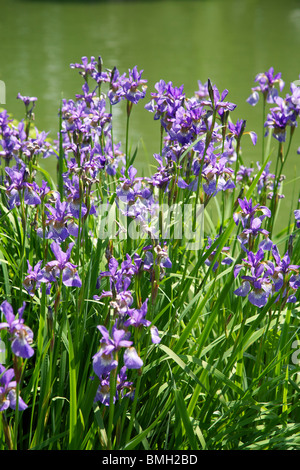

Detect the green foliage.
[{"left": 0, "top": 66, "right": 300, "bottom": 451}]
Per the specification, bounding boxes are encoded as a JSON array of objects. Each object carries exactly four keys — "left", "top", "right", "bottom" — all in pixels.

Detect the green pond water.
[{"left": 1, "top": 0, "right": 300, "bottom": 226}]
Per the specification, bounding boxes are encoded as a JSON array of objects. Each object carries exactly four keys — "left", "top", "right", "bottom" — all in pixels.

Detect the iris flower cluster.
[
  {"left": 264, "top": 94, "right": 298, "bottom": 143},
  {"left": 92, "top": 251, "right": 163, "bottom": 406},
  {"left": 70, "top": 55, "right": 147, "bottom": 108},
  {"left": 1, "top": 55, "right": 300, "bottom": 420},
  {"left": 144, "top": 76, "right": 258, "bottom": 202},
  {"left": 0, "top": 108, "right": 52, "bottom": 214},
  {"left": 23, "top": 241, "right": 82, "bottom": 298},
  {"left": 233, "top": 198, "right": 300, "bottom": 307},
  {"left": 247, "top": 67, "right": 285, "bottom": 106},
  {"left": 247, "top": 67, "right": 300, "bottom": 143},
  {"left": 0, "top": 100, "right": 52, "bottom": 168},
  {"left": 234, "top": 244, "right": 300, "bottom": 308}
]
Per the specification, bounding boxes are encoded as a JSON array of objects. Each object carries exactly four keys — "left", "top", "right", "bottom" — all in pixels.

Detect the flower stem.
[
  {"left": 262, "top": 96, "right": 266, "bottom": 164},
  {"left": 125, "top": 101, "right": 133, "bottom": 170},
  {"left": 2, "top": 414, "right": 13, "bottom": 450}
]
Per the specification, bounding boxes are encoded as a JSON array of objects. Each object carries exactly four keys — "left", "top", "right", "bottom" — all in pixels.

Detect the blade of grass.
[
  {"left": 122, "top": 396, "right": 171, "bottom": 450},
  {"left": 67, "top": 319, "right": 78, "bottom": 449},
  {"left": 174, "top": 388, "right": 199, "bottom": 450}
]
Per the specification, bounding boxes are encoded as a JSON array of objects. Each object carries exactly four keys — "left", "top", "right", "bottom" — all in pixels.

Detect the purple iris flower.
[
  {"left": 253, "top": 161, "right": 285, "bottom": 202},
  {"left": 5, "top": 163, "right": 41, "bottom": 209},
  {"left": 286, "top": 81, "right": 300, "bottom": 116},
  {"left": 124, "top": 299, "right": 151, "bottom": 329},
  {"left": 39, "top": 192, "right": 74, "bottom": 242},
  {"left": 117, "top": 366, "right": 135, "bottom": 399},
  {"left": 0, "top": 132, "right": 19, "bottom": 163},
  {"left": 194, "top": 80, "right": 209, "bottom": 100},
  {"left": 95, "top": 256, "right": 119, "bottom": 290},
  {"left": 0, "top": 118, "right": 23, "bottom": 163},
  {"left": 150, "top": 326, "right": 161, "bottom": 344},
  {"left": 109, "top": 291, "right": 134, "bottom": 318},
  {"left": 201, "top": 84, "right": 236, "bottom": 116},
  {"left": 157, "top": 81, "right": 185, "bottom": 118},
  {"left": 107, "top": 67, "right": 127, "bottom": 105},
  {"left": 61, "top": 98, "right": 89, "bottom": 133},
  {"left": 23, "top": 260, "right": 43, "bottom": 296},
  {"left": 94, "top": 375, "right": 113, "bottom": 406},
  {"left": 95, "top": 255, "right": 140, "bottom": 300},
  {"left": 70, "top": 56, "right": 100, "bottom": 82},
  {"left": 234, "top": 242, "right": 300, "bottom": 307},
  {"left": 36, "top": 180, "right": 51, "bottom": 201},
  {"left": 227, "top": 119, "right": 257, "bottom": 146},
  {"left": 92, "top": 323, "right": 132, "bottom": 378},
  {"left": 92, "top": 351, "right": 118, "bottom": 381},
  {"left": 75, "top": 82, "right": 98, "bottom": 106},
  {"left": 240, "top": 278, "right": 272, "bottom": 308},
  {"left": 255, "top": 161, "right": 275, "bottom": 196},
  {"left": 233, "top": 197, "right": 271, "bottom": 229},
  {"left": 122, "top": 66, "right": 147, "bottom": 104},
  {"left": 264, "top": 96, "right": 297, "bottom": 142},
  {"left": 234, "top": 249, "right": 272, "bottom": 307},
  {"left": 18, "top": 127, "right": 52, "bottom": 160},
  {"left": 166, "top": 99, "right": 205, "bottom": 145},
  {"left": 0, "top": 365, "right": 28, "bottom": 411},
  {"left": 187, "top": 98, "right": 206, "bottom": 135},
  {"left": 39, "top": 242, "right": 82, "bottom": 288},
  {"left": 168, "top": 105, "right": 194, "bottom": 144},
  {"left": 145, "top": 80, "right": 185, "bottom": 132},
  {"left": 92, "top": 56, "right": 110, "bottom": 85},
  {"left": 146, "top": 155, "right": 173, "bottom": 190},
  {"left": 104, "top": 139, "right": 125, "bottom": 176},
  {"left": 236, "top": 165, "right": 254, "bottom": 185},
  {"left": 267, "top": 244, "right": 300, "bottom": 302},
  {"left": 247, "top": 67, "right": 285, "bottom": 106},
  {"left": 17, "top": 93, "right": 37, "bottom": 108},
  {"left": 289, "top": 274, "right": 300, "bottom": 293},
  {"left": 237, "top": 217, "right": 270, "bottom": 249},
  {"left": 117, "top": 165, "right": 142, "bottom": 202},
  {"left": 94, "top": 366, "right": 134, "bottom": 406},
  {"left": 144, "top": 79, "right": 167, "bottom": 118},
  {"left": 202, "top": 155, "right": 235, "bottom": 196},
  {"left": 64, "top": 176, "right": 88, "bottom": 220},
  {"left": 0, "top": 109, "right": 12, "bottom": 128},
  {"left": 142, "top": 243, "right": 172, "bottom": 272},
  {"left": 88, "top": 98, "right": 112, "bottom": 133},
  {"left": 234, "top": 197, "right": 271, "bottom": 249},
  {"left": 98, "top": 324, "right": 132, "bottom": 353},
  {"left": 0, "top": 301, "right": 34, "bottom": 359},
  {"left": 123, "top": 347, "right": 143, "bottom": 370}
]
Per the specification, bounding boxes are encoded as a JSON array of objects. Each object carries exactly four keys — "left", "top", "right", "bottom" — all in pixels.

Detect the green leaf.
[
  {"left": 174, "top": 388, "right": 199, "bottom": 450},
  {"left": 67, "top": 320, "right": 78, "bottom": 449}
]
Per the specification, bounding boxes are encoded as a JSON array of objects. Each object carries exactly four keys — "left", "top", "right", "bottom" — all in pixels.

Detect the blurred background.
[{"left": 1, "top": 0, "right": 300, "bottom": 215}]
